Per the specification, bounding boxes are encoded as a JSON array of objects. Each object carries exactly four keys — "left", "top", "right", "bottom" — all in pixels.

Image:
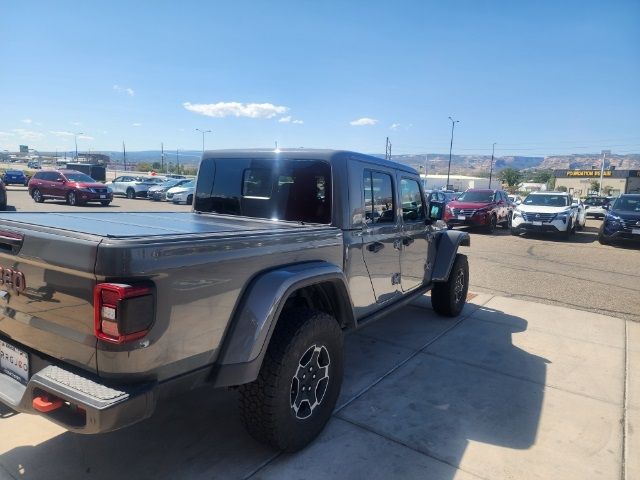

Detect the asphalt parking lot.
[{"left": 0, "top": 188, "right": 638, "bottom": 479}]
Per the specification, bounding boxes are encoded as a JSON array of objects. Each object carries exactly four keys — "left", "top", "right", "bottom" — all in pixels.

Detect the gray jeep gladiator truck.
[{"left": 0, "top": 149, "right": 469, "bottom": 452}]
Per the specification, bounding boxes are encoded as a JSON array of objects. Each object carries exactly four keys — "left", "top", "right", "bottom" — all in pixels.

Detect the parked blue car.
[
  {"left": 2, "top": 169, "right": 28, "bottom": 186},
  {"left": 598, "top": 194, "right": 640, "bottom": 245}
]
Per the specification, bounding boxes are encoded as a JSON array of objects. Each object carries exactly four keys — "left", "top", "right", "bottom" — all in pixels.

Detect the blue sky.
[{"left": 1, "top": 0, "right": 639, "bottom": 157}]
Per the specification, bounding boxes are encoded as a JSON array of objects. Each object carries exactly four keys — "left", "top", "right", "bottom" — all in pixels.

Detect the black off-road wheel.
[
  {"left": 32, "top": 189, "right": 44, "bottom": 203},
  {"left": 126, "top": 188, "right": 136, "bottom": 199},
  {"left": 431, "top": 254, "right": 469, "bottom": 317},
  {"left": 485, "top": 215, "right": 497, "bottom": 234},
  {"left": 238, "top": 307, "right": 344, "bottom": 452}
]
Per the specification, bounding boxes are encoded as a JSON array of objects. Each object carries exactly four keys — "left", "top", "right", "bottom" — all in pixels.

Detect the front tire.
[
  {"left": 238, "top": 308, "right": 343, "bottom": 452},
  {"left": 67, "top": 191, "right": 79, "bottom": 206},
  {"left": 32, "top": 189, "right": 44, "bottom": 203},
  {"left": 485, "top": 215, "right": 497, "bottom": 234},
  {"left": 598, "top": 233, "right": 609, "bottom": 245},
  {"left": 431, "top": 254, "right": 469, "bottom": 317},
  {"left": 186, "top": 194, "right": 193, "bottom": 205},
  {"left": 100, "top": 201, "right": 111, "bottom": 206},
  {"left": 126, "top": 188, "right": 136, "bottom": 199}
]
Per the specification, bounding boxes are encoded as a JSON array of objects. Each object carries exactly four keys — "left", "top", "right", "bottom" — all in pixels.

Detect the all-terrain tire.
[
  {"left": 431, "top": 254, "right": 469, "bottom": 317},
  {"left": 238, "top": 308, "right": 344, "bottom": 452}
]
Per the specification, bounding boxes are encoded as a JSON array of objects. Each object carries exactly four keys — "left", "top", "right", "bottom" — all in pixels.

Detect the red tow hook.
[{"left": 32, "top": 394, "right": 63, "bottom": 413}]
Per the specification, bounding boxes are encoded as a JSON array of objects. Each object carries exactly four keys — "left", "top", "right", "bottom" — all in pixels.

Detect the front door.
[
  {"left": 361, "top": 169, "right": 402, "bottom": 303},
  {"left": 399, "top": 177, "right": 431, "bottom": 291}
]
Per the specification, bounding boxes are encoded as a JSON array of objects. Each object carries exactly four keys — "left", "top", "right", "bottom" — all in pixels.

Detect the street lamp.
[
  {"left": 446, "top": 117, "right": 459, "bottom": 190},
  {"left": 74, "top": 132, "right": 84, "bottom": 161},
  {"left": 489, "top": 142, "right": 497, "bottom": 188},
  {"left": 195, "top": 129, "right": 212, "bottom": 154}
]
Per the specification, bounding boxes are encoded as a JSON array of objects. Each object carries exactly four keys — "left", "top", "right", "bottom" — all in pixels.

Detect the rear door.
[
  {"left": 399, "top": 177, "right": 431, "bottom": 291},
  {"left": 361, "top": 169, "right": 402, "bottom": 303}
]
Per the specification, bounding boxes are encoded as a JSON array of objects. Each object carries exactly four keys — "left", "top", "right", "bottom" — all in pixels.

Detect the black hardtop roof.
[{"left": 202, "top": 148, "right": 418, "bottom": 175}]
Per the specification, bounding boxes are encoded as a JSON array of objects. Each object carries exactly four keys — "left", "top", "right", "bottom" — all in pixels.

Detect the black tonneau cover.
[{"left": 0, "top": 212, "right": 319, "bottom": 238}]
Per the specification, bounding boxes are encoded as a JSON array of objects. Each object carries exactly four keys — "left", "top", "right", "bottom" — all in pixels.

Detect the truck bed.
[{"left": 0, "top": 211, "right": 323, "bottom": 239}]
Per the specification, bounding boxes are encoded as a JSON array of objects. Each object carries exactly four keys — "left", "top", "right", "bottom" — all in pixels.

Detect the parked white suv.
[{"left": 511, "top": 192, "right": 585, "bottom": 237}]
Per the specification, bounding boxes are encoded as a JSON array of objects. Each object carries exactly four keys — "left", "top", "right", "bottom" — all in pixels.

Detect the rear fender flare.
[{"left": 217, "top": 262, "right": 354, "bottom": 369}]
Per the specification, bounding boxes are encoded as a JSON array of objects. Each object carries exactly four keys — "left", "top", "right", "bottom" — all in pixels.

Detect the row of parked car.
[
  {"left": 432, "top": 188, "right": 640, "bottom": 246},
  {"left": 0, "top": 169, "right": 197, "bottom": 207}
]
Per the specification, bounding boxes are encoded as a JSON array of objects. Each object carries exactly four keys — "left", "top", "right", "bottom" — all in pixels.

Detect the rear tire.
[
  {"left": 431, "top": 254, "right": 469, "bottom": 317},
  {"left": 32, "top": 189, "right": 44, "bottom": 203},
  {"left": 186, "top": 194, "right": 193, "bottom": 205},
  {"left": 598, "top": 233, "right": 609, "bottom": 245},
  {"left": 510, "top": 228, "right": 520, "bottom": 236},
  {"left": 100, "top": 201, "right": 111, "bottom": 206},
  {"left": 126, "top": 188, "right": 136, "bottom": 199},
  {"left": 238, "top": 307, "right": 343, "bottom": 452}
]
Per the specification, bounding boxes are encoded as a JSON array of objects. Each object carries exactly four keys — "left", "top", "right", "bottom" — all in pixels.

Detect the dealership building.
[{"left": 554, "top": 169, "right": 640, "bottom": 197}]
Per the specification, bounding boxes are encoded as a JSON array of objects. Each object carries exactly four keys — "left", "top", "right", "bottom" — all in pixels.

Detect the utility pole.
[
  {"left": 161, "top": 142, "right": 164, "bottom": 172},
  {"left": 74, "top": 132, "right": 84, "bottom": 160},
  {"left": 385, "top": 137, "right": 393, "bottom": 160},
  {"left": 195, "top": 129, "right": 211, "bottom": 155},
  {"left": 598, "top": 150, "right": 608, "bottom": 195},
  {"left": 489, "top": 142, "right": 497, "bottom": 188},
  {"left": 176, "top": 148, "right": 179, "bottom": 174},
  {"left": 122, "top": 141, "right": 127, "bottom": 172},
  {"left": 446, "top": 117, "right": 459, "bottom": 190}
]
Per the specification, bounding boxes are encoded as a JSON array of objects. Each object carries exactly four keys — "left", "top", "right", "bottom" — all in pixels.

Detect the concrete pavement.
[{"left": 0, "top": 293, "right": 635, "bottom": 480}]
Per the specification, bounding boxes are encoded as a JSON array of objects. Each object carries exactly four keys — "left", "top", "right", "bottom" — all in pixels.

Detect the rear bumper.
[{"left": 0, "top": 364, "right": 156, "bottom": 434}]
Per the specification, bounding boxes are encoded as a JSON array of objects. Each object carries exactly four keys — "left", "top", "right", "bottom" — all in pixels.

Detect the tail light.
[{"left": 94, "top": 283, "right": 155, "bottom": 344}]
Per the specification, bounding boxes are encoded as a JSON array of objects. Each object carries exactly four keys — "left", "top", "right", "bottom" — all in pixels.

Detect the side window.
[
  {"left": 400, "top": 178, "right": 425, "bottom": 222},
  {"left": 242, "top": 168, "right": 273, "bottom": 198},
  {"left": 113, "top": 176, "right": 123, "bottom": 182},
  {"left": 363, "top": 170, "right": 395, "bottom": 224}
]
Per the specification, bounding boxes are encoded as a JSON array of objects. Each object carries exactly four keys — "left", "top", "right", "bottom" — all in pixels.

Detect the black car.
[{"left": 598, "top": 194, "right": 640, "bottom": 245}]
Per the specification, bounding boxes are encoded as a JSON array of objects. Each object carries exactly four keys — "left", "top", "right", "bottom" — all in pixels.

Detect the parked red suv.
[
  {"left": 28, "top": 170, "right": 113, "bottom": 206},
  {"left": 444, "top": 188, "right": 512, "bottom": 232}
]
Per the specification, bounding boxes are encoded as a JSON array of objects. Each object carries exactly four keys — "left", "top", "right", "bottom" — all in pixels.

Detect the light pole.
[
  {"left": 488, "top": 142, "right": 497, "bottom": 188},
  {"left": 74, "top": 132, "right": 84, "bottom": 161},
  {"left": 446, "top": 117, "right": 459, "bottom": 190},
  {"left": 195, "top": 129, "right": 211, "bottom": 154}
]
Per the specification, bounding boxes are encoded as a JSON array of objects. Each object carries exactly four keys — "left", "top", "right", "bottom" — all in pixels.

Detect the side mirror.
[{"left": 428, "top": 201, "right": 445, "bottom": 222}]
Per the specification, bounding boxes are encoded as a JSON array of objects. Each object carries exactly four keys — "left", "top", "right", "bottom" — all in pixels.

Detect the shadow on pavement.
[
  {"left": 254, "top": 308, "right": 549, "bottom": 479},
  {"left": 0, "top": 307, "right": 547, "bottom": 480}
]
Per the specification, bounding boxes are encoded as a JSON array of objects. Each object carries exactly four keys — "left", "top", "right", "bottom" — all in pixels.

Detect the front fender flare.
[{"left": 431, "top": 230, "right": 470, "bottom": 282}]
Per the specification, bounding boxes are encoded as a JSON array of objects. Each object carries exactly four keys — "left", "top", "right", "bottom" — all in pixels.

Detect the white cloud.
[
  {"left": 113, "top": 84, "right": 135, "bottom": 96},
  {"left": 132, "top": 123, "right": 142, "bottom": 127},
  {"left": 22, "top": 118, "right": 32, "bottom": 124},
  {"left": 50, "top": 130, "right": 75, "bottom": 137},
  {"left": 390, "top": 123, "right": 401, "bottom": 130},
  {"left": 279, "top": 116, "right": 304, "bottom": 125},
  {"left": 12, "top": 129, "right": 44, "bottom": 140},
  {"left": 71, "top": 121, "right": 82, "bottom": 126},
  {"left": 350, "top": 117, "right": 378, "bottom": 126},
  {"left": 0, "top": 131, "right": 15, "bottom": 137},
  {"left": 78, "top": 134, "right": 94, "bottom": 140},
  {"left": 183, "top": 101, "right": 288, "bottom": 119}
]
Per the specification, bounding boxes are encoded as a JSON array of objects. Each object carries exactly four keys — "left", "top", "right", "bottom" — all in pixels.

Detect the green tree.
[
  {"left": 531, "top": 170, "right": 552, "bottom": 184},
  {"left": 557, "top": 185, "right": 567, "bottom": 192},
  {"left": 152, "top": 162, "right": 162, "bottom": 170},
  {"left": 498, "top": 168, "right": 522, "bottom": 188},
  {"left": 590, "top": 179, "right": 600, "bottom": 193},
  {"left": 137, "top": 162, "right": 153, "bottom": 172}
]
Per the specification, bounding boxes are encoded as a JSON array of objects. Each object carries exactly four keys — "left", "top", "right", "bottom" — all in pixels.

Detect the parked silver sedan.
[{"left": 107, "top": 175, "right": 165, "bottom": 199}]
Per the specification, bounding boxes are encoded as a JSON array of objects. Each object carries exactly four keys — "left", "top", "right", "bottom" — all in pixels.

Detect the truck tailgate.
[{"left": 0, "top": 221, "right": 98, "bottom": 374}]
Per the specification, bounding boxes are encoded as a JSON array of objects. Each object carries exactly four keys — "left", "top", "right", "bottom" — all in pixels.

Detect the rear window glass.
[{"left": 195, "top": 158, "right": 331, "bottom": 224}]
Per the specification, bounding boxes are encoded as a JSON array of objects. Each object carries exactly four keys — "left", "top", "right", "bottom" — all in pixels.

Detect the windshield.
[
  {"left": 160, "top": 179, "right": 182, "bottom": 188},
  {"left": 613, "top": 196, "right": 640, "bottom": 212},
  {"left": 6, "top": 170, "right": 23, "bottom": 175},
  {"left": 456, "top": 190, "right": 494, "bottom": 203},
  {"left": 195, "top": 158, "right": 331, "bottom": 224},
  {"left": 523, "top": 194, "right": 570, "bottom": 207},
  {"left": 583, "top": 197, "right": 608, "bottom": 206},
  {"left": 63, "top": 172, "right": 96, "bottom": 182}
]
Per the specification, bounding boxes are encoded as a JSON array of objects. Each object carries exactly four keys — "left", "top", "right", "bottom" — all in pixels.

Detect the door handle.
[
  {"left": 367, "top": 242, "right": 384, "bottom": 253},
  {"left": 402, "top": 237, "right": 414, "bottom": 246}
]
